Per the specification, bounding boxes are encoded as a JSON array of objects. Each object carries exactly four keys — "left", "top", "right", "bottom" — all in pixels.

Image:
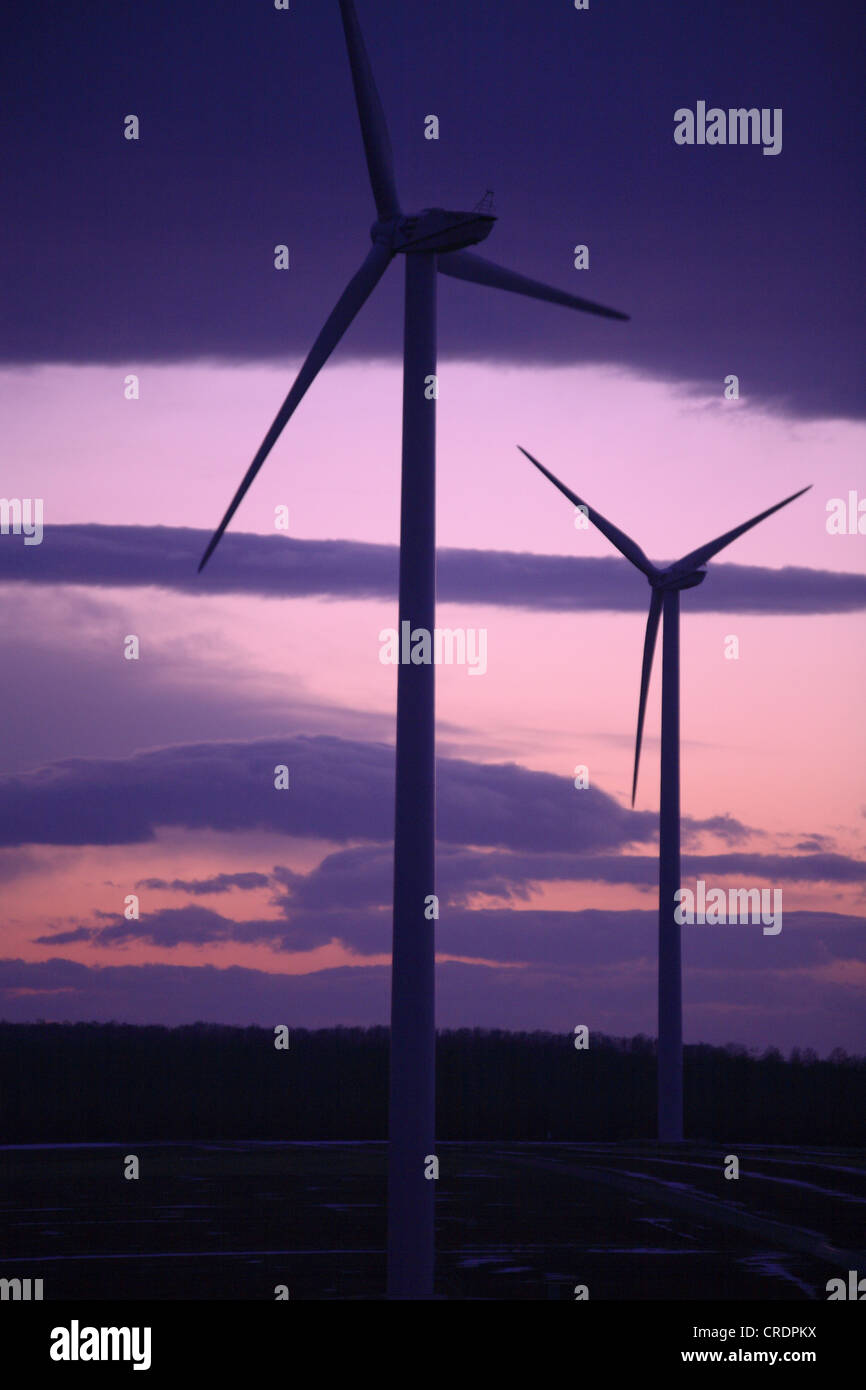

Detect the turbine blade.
[
  {"left": 199, "top": 242, "right": 393, "bottom": 572},
  {"left": 632, "top": 590, "right": 663, "bottom": 805},
  {"left": 438, "top": 250, "right": 629, "bottom": 321},
  {"left": 518, "top": 447, "right": 657, "bottom": 577},
  {"left": 338, "top": 0, "right": 401, "bottom": 218},
  {"left": 672, "top": 486, "right": 812, "bottom": 573}
]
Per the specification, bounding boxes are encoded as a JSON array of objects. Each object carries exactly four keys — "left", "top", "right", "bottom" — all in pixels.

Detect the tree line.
[{"left": 0, "top": 1022, "right": 863, "bottom": 1144}]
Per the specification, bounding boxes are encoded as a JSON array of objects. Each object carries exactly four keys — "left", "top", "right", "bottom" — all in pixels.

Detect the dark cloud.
[
  {"left": 683, "top": 853, "right": 866, "bottom": 884},
  {"left": 2, "top": 525, "right": 865, "bottom": 614},
  {"left": 792, "top": 834, "right": 835, "bottom": 853},
  {"left": 0, "top": 956, "right": 388, "bottom": 1030},
  {"left": 273, "top": 842, "right": 866, "bottom": 920},
  {"left": 92, "top": 905, "right": 282, "bottom": 949},
  {"left": 135, "top": 872, "right": 271, "bottom": 895},
  {"left": 31, "top": 926, "right": 93, "bottom": 946},
  {"left": 41, "top": 866, "right": 866, "bottom": 972},
  {"left": 682, "top": 815, "right": 765, "bottom": 846},
  {"left": 0, "top": 734, "right": 656, "bottom": 851},
  {"left": 6, "top": 732, "right": 860, "bottom": 886},
  {"left": 3, "top": 935, "right": 863, "bottom": 1053},
  {"left": 3, "top": 1, "right": 863, "bottom": 419}
]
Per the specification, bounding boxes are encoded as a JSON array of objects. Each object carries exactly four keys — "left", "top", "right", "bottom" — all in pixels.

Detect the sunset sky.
[{"left": 1, "top": 0, "right": 863, "bottom": 1053}]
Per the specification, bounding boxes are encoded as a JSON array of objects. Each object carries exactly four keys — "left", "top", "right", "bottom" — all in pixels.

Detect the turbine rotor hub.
[
  {"left": 371, "top": 208, "right": 496, "bottom": 255},
  {"left": 370, "top": 215, "right": 402, "bottom": 248}
]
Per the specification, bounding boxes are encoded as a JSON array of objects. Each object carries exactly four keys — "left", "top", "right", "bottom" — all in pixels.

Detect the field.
[{"left": 3, "top": 1141, "right": 864, "bottom": 1300}]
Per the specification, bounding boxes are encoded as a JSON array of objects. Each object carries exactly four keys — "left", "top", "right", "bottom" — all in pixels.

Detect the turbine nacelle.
[
  {"left": 650, "top": 567, "right": 707, "bottom": 592},
  {"left": 372, "top": 208, "right": 497, "bottom": 255}
]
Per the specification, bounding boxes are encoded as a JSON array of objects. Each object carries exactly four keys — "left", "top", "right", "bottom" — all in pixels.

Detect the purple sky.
[{"left": 1, "top": 1, "right": 864, "bottom": 1053}]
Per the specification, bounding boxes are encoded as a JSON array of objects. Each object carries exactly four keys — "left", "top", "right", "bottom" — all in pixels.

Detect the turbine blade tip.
[{"left": 198, "top": 543, "right": 217, "bottom": 573}]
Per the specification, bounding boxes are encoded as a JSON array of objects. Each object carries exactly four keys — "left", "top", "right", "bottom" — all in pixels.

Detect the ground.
[{"left": 2, "top": 1142, "right": 864, "bottom": 1300}]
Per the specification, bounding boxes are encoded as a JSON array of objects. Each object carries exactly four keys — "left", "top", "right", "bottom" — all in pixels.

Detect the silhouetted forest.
[{"left": 1, "top": 1023, "right": 863, "bottom": 1144}]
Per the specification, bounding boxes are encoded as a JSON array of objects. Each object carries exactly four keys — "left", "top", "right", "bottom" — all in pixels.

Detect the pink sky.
[{"left": 1, "top": 360, "right": 864, "bottom": 1048}]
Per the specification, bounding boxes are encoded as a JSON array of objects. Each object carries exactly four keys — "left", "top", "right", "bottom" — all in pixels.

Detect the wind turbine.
[
  {"left": 519, "top": 446, "right": 809, "bottom": 1143},
  {"left": 197, "top": 0, "right": 628, "bottom": 1300}
]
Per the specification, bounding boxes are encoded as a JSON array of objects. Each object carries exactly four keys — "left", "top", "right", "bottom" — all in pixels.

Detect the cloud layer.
[
  {"left": 2, "top": 525, "right": 864, "bottom": 613},
  {"left": 3, "top": 1, "right": 862, "bottom": 419},
  {"left": 2, "top": 940, "right": 863, "bottom": 1054},
  {"left": 0, "top": 734, "right": 658, "bottom": 849}
]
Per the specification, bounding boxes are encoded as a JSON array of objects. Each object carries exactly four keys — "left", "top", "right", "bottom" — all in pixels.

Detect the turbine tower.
[
  {"left": 519, "top": 447, "right": 809, "bottom": 1143},
  {"left": 198, "top": 1, "right": 628, "bottom": 1300}
]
